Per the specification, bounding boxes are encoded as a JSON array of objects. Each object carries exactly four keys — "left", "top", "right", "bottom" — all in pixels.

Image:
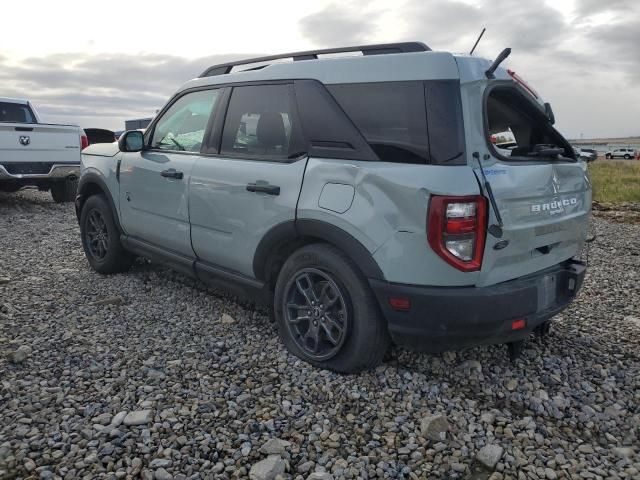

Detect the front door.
[
  {"left": 189, "top": 83, "right": 307, "bottom": 277},
  {"left": 119, "top": 88, "right": 222, "bottom": 256}
]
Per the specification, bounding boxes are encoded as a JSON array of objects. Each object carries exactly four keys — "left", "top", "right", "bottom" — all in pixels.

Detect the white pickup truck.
[{"left": 0, "top": 97, "right": 87, "bottom": 202}]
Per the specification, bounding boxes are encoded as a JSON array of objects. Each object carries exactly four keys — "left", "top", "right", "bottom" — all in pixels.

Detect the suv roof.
[
  {"left": 180, "top": 42, "right": 512, "bottom": 94},
  {"left": 199, "top": 42, "right": 431, "bottom": 77}
]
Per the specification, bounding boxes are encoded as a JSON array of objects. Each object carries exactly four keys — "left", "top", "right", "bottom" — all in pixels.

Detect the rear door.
[
  {"left": 189, "top": 83, "right": 307, "bottom": 278},
  {"left": 118, "top": 88, "right": 221, "bottom": 257},
  {"left": 475, "top": 83, "right": 591, "bottom": 287}
]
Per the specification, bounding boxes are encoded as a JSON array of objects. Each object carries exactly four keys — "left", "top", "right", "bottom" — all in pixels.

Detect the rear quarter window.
[
  {"left": 326, "top": 81, "right": 465, "bottom": 165},
  {"left": 327, "top": 82, "right": 429, "bottom": 164}
]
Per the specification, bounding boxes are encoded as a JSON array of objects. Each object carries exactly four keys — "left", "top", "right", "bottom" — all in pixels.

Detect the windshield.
[
  {"left": 486, "top": 86, "right": 574, "bottom": 161},
  {"left": 0, "top": 102, "right": 37, "bottom": 123}
]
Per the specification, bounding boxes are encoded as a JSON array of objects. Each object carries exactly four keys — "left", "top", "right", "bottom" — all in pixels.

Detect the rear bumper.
[
  {"left": 0, "top": 163, "right": 79, "bottom": 180},
  {"left": 370, "top": 259, "right": 586, "bottom": 352}
]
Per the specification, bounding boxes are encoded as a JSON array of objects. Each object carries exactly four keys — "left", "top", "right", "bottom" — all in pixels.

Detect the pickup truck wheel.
[
  {"left": 80, "top": 194, "right": 133, "bottom": 274},
  {"left": 274, "top": 244, "right": 390, "bottom": 373},
  {"left": 50, "top": 177, "right": 78, "bottom": 203},
  {"left": 0, "top": 183, "right": 22, "bottom": 193},
  {"left": 605, "top": 154, "right": 611, "bottom": 159},
  {"left": 624, "top": 154, "right": 631, "bottom": 159}
]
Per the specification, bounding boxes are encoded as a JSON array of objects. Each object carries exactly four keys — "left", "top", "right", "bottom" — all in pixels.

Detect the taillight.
[
  {"left": 80, "top": 133, "right": 89, "bottom": 150},
  {"left": 428, "top": 195, "right": 487, "bottom": 272}
]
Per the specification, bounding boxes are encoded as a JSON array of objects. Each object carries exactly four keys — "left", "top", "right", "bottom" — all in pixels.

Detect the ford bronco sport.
[{"left": 76, "top": 42, "right": 591, "bottom": 372}]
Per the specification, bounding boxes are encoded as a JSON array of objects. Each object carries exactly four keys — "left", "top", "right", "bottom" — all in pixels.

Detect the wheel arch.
[
  {"left": 253, "top": 219, "right": 385, "bottom": 287},
  {"left": 76, "top": 173, "right": 122, "bottom": 233}
]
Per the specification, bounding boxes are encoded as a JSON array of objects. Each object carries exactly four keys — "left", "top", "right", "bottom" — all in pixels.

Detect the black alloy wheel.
[
  {"left": 84, "top": 209, "right": 109, "bottom": 260},
  {"left": 283, "top": 268, "right": 349, "bottom": 361}
]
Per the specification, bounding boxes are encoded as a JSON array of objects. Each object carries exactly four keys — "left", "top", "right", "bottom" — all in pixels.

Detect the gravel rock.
[
  {"left": 220, "top": 313, "right": 235, "bottom": 324},
  {"left": 420, "top": 414, "right": 450, "bottom": 441},
  {"left": 477, "top": 444, "right": 504, "bottom": 469},
  {"left": 123, "top": 410, "right": 153, "bottom": 426},
  {"left": 9, "top": 345, "right": 32, "bottom": 364},
  {"left": 249, "top": 455, "right": 286, "bottom": 480},
  {"left": 1, "top": 189, "right": 639, "bottom": 479},
  {"left": 259, "top": 438, "right": 291, "bottom": 455},
  {"left": 154, "top": 467, "right": 173, "bottom": 480},
  {"left": 306, "top": 474, "right": 334, "bottom": 480}
]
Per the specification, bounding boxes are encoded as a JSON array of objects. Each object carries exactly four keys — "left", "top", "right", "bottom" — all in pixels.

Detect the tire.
[
  {"left": 605, "top": 154, "right": 611, "bottom": 159},
  {"left": 80, "top": 194, "right": 133, "bottom": 274},
  {"left": 624, "top": 154, "right": 631, "bottom": 159},
  {"left": 50, "top": 177, "right": 78, "bottom": 203},
  {"left": 0, "top": 183, "right": 22, "bottom": 193},
  {"left": 273, "top": 243, "right": 390, "bottom": 373}
]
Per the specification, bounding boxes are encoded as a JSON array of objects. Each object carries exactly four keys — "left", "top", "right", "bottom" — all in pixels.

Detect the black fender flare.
[
  {"left": 252, "top": 219, "right": 385, "bottom": 282},
  {"left": 75, "top": 172, "right": 123, "bottom": 233}
]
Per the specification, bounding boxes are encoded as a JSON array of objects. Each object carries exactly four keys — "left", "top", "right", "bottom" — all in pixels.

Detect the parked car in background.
[
  {"left": 574, "top": 147, "right": 597, "bottom": 162},
  {"left": 0, "top": 97, "right": 86, "bottom": 202},
  {"left": 605, "top": 148, "right": 636, "bottom": 159},
  {"left": 75, "top": 42, "right": 590, "bottom": 372}
]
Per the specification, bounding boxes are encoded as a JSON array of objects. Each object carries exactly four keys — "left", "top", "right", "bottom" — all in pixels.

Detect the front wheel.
[
  {"left": 605, "top": 154, "right": 611, "bottom": 159},
  {"left": 80, "top": 194, "right": 133, "bottom": 274},
  {"left": 274, "top": 244, "right": 390, "bottom": 373},
  {"left": 624, "top": 154, "right": 631, "bottom": 159},
  {"left": 50, "top": 177, "right": 78, "bottom": 203}
]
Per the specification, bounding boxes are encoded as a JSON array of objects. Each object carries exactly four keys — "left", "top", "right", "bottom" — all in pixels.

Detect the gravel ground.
[{"left": 1, "top": 189, "right": 639, "bottom": 480}]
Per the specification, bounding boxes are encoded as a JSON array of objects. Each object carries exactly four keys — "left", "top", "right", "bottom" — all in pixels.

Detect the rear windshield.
[
  {"left": 0, "top": 102, "right": 37, "bottom": 123},
  {"left": 486, "top": 86, "right": 574, "bottom": 161},
  {"left": 327, "top": 81, "right": 465, "bottom": 165}
]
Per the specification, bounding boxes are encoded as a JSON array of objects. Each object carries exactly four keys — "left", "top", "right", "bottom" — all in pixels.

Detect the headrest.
[{"left": 256, "top": 112, "right": 286, "bottom": 148}]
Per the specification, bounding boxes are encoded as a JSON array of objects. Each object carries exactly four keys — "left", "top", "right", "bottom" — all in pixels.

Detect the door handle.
[
  {"left": 246, "top": 183, "right": 280, "bottom": 195},
  {"left": 160, "top": 168, "right": 183, "bottom": 179}
]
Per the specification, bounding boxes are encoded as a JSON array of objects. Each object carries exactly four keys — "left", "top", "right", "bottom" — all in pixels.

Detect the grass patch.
[{"left": 588, "top": 160, "right": 640, "bottom": 203}]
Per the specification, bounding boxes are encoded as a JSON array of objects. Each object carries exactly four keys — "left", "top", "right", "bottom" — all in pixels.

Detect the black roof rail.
[{"left": 199, "top": 42, "right": 431, "bottom": 77}]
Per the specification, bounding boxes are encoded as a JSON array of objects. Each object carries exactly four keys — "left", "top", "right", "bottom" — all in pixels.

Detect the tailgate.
[
  {"left": 0, "top": 124, "right": 81, "bottom": 165},
  {"left": 475, "top": 161, "right": 591, "bottom": 287}
]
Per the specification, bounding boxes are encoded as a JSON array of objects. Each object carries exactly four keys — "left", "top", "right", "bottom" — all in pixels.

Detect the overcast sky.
[{"left": 0, "top": 0, "right": 638, "bottom": 138}]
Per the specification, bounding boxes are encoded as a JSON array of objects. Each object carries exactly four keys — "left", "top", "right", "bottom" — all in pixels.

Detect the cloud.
[
  {"left": 0, "top": 52, "right": 257, "bottom": 129},
  {"left": 574, "top": 0, "right": 637, "bottom": 16},
  {"left": 298, "top": 2, "right": 379, "bottom": 46},
  {"left": 1, "top": 0, "right": 637, "bottom": 137}
]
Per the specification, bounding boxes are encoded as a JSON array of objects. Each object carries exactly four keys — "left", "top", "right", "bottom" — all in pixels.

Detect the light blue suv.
[{"left": 76, "top": 42, "right": 591, "bottom": 372}]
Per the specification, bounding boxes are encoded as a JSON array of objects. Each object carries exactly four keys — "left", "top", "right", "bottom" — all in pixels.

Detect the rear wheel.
[
  {"left": 624, "top": 154, "right": 631, "bottom": 159},
  {"left": 50, "top": 177, "right": 78, "bottom": 203},
  {"left": 274, "top": 244, "right": 389, "bottom": 373},
  {"left": 80, "top": 194, "right": 133, "bottom": 273}
]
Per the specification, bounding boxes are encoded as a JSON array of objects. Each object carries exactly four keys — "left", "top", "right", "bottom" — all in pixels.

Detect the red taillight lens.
[
  {"left": 427, "top": 195, "right": 487, "bottom": 272},
  {"left": 80, "top": 134, "right": 89, "bottom": 150}
]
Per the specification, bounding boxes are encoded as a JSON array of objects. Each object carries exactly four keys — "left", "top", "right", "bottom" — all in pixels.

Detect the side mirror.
[{"left": 118, "top": 130, "right": 144, "bottom": 152}]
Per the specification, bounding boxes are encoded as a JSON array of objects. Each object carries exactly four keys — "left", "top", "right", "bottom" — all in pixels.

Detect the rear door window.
[
  {"left": 220, "top": 84, "right": 305, "bottom": 160},
  {"left": 0, "top": 102, "right": 36, "bottom": 123}
]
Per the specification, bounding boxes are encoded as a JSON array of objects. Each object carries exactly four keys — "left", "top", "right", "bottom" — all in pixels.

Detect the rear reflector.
[
  {"left": 511, "top": 319, "right": 526, "bottom": 331},
  {"left": 389, "top": 297, "right": 411, "bottom": 311}
]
